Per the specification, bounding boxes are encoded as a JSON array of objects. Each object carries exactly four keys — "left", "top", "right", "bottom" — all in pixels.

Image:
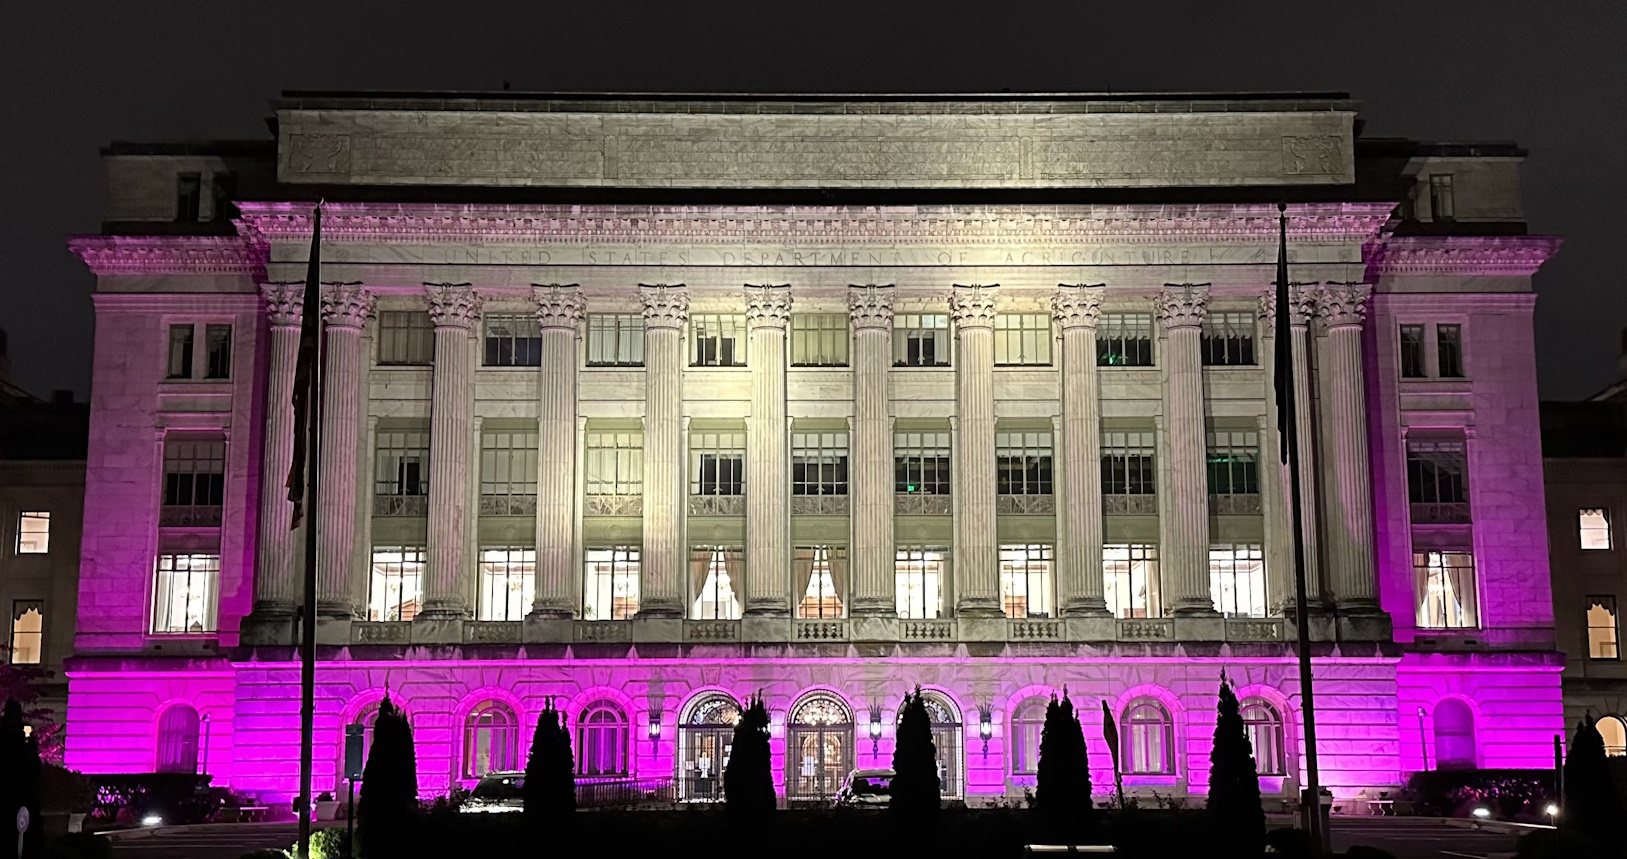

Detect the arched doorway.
[
  {"left": 678, "top": 693, "right": 739, "bottom": 802},
  {"left": 1433, "top": 699, "right": 1477, "bottom": 769},
  {"left": 787, "top": 692, "right": 853, "bottom": 802},
  {"left": 898, "top": 692, "right": 962, "bottom": 799},
  {"left": 156, "top": 704, "right": 200, "bottom": 774}
]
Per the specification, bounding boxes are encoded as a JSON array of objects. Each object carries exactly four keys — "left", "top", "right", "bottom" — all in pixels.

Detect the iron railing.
[{"left": 575, "top": 776, "right": 677, "bottom": 809}]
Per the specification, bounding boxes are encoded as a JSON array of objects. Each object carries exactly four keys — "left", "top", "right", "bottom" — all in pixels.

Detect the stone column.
[
  {"left": 253, "top": 284, "right": 303, "bottom": 617},
  {"left": 744, "top": 284, "right": 792, "bottom": 615},
  {"left": 849, "top": 285, "right": 897, "bottom": 617},
  {"left": 420, "top": 284, "right": 482, "bottom": 619},
  {"left": 950, "top": 284, "right": 1002, "bottom": 617},
  {"left": 532, "top": 284, "right": 586, "bottom": 617},
  {"left": 1155, "top": 285, "right": 1215, "bottom": 616},
  {"left": 1256, "top": 292, "right": 1292, "bottom": 615},
  {"left": 638, "top": 284, "right": 689, "bottom": 618},
  {"left": 1285, "top": 286, "right": 1328, "bottom": 610},
  {"left": 1053, "top": 285, "right": 1111, "bottom": 617},
  {"left": 316, "top": 285, "right": 374, "bottom": 618},
  {"left": 1318, "top": 284, "right": 1381, "bottom": 611}
]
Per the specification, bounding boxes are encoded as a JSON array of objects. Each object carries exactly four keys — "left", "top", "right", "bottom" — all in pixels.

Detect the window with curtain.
[
  {"left": 1104, "top": 544, "right": 1160, "bottom": 618},
  {"left": 999, "top": 544, "right": 1053, "bottom": 618},
  {"left": 577, "top": 702, "right": 629, "bottom": 776},
  {"left": 8, "top": 601, "right": 43, "bottom": 665},
  {"left": 151, "top": 553, "right": 220, "bottom": 634},
  {"left": 1414, "top": 551, "right": 1478, "bottom": 629},
  {"left": 369, "top": 546, "right": 425, "bottom": 621},
  {"left": 794, "top": 546, "right": 847, "bottom": 619},
  {"left": 1241, "top": 699, "right": 1285, "bottom": 776},
  {"left": 1097, "top": 313, "right": 1153, "bottom": 367},
  {"left": 996, "top": 430, "right": 1054, "bottom": 495},
  {"left": 993, "top": 313, "right": 1052, "bottom": 365},
  {"left": 156, "top": 705, "right": 200, "bottom": 773},
  {"left": 377, "top": 310, "right": 434, "bottom": 365},
  {"left": 690, "top": 430, "right": 745, "bottom": 496},
  {"left": 1580, "top": 508, "right": 1613, "bottom": 550},
  {"left": 585, "top": 431, "right": 644, "bottom": 497},
  {"left": 483, "top": 314, "right": 542, "bottom": 366},
  {"left": 792, "top": 431, "right": 848, "bottom": 496},
  {"left": 691, "top": 314, "right": 747, "bottom": 367},
  {"left": 374, "top": 429, "right": 429, "bottom": 516},
  {"left": 791, "top": 313, "right": 849, "bottom": 366},
  {"left": 1200, "top": 311, "right": 1256, "bottom": 366},
  {"left": 477, "top": 547, "right": 535, "bottom": 622},
  {"left": 161, "top": 437, "right": 226, "bottom": 527},
  {"left": 1433, "top": 699, "right": 1476, "bottom": 768},
  {"left": 894, "top": 431, "right": 951, "bottom": 495},
  {"left": 1123, "top": 699, "right": 1174, "bottom": 775},
  {"left": 895, "top": 547, "right": 948, "bottom": 619},
  {"left": 690, "top": 546, "right": 743, "bottom": 620},
  {"left": 584, "top": 547, "right": 640, "bottom": 620},
  {"left": 893, "top": 313, "right": 950, "bottom": 367},
  {"left": 1209, "top": 543, "right": 1267, "bottom": 618},
  {"left": 1588, "top": 597, "right": 1619, "bottom": 659},
  {"left": 1010, "top": 698, "right": 1048, "bottom": 775},
  {"left": 586, "top": 314, "right": 645, "bottom": 366},
  {"left": 463, "top": 702, "right": 519, "bottom": 778},
  {"left": 480, "top": 430, "right": 539, "bottom": 515}
]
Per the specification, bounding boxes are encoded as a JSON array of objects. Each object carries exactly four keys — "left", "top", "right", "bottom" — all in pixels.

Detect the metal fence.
[{"left": 575, "top": 776, "right": 677, "bottom": 809}]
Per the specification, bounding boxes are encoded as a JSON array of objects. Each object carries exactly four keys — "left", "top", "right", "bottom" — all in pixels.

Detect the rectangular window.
[
  {"left": 477, "top": 547, "right": 535, "bottom": 622},
  {"left": 369, "top": 546, "right": 425, "bottom": 621},
  {"left": 1414, "top": 551, "right": 1479, "bottom": 629},
  {"left": 1437, "top": 324, "right": 1464, "bottom": 378},
  {"left": 1102, "top": 430, "right": 1156, "bottom": 496},
  {"left": 374, "top": 430, "right": 429, "bottom": 515},
  {"left": 1201, "top": 312, "right": 1256, "bottom": 366},
  {"left": 996, "top": 430, "right": 1054, "bottom": 495},
  {"left": 792, "top": 431, "right": 849, "bottom": 496},
  {"left": 1098, "top": 313, "right": 1154, "bottom": 367},
  {"left": 484, "top": 315, "right": 543, "bottom": 367},
  {"left": 1430, "top": 174, "right": 1455, "bottom": 221},
  {"left": 585, "top": 431, "right": 644, "bottom": 496},
  {"left": 690, "top": 314, "right": 746, "bottom": 367},
  {"left": 176, "top": 173, "right": 201, "bottom": 222},
  {"left": 894, "top": 430, "right": 951, "bottom": 495},
  {"left": 791, "top": 313, "right": 849, "bottom": 367},
  {"left": 994, "top": 313, "right": 1052, "bottom": 366},
  {"left": 1209, "top": 543, "right": 1267, "bottom": 618},
  {"left": 690, "top": 430, "right": 745, "bottom": 496},
  {"left": 1581, "top": 508, "right": 1613, "bottom": 550},
  {"left": 1206, "top": 430, "right": 1260, "bottom": 496},
  {"left": 1407, "top": 438, "right": 1470, "bottom": 523},
  {"left": 151, "top": 553, "right": 220, "bottom": 634},
  {"left": 1000, "top": 544, "right": 1054, "bottom": 618},
  {"left": 161, "top": 438, "right": 226, "bottom": 527},
  {"left": 480, "top": 430, "right": 539, "bottom": 515},
  {"left": 586, "top": 314, "right": 645, "bottom": 367},
  {"left": 893, "top": 314, "right": 950, "bottom": 367},
  {"left": 8, "top": 601, "right": 42, "bottom": 665},
  {"left": 584, "top": 547, "right": 641, "bottom": 620},
  {"left": 1399, "top": 325, "right": 1426, "bottom": 379},
  {"left": 203, "top": 325, "right": 232, "bottom": 379},
  {"left": 895, "top": 547, "right": 948, "bottom": 619},
  {"left": 167, "top": 325, "right": 195, "bottom": 379},
  {"left": 794, "top": 546, "right": 847, "bottom": 619},
  {"left": 1104, "top": 544, "right": 1160, "bottom": 619},
  {"left": 690, "top": 546, "right": 743, "bottom": 620},
  {"left": 378, "top": 311, "right": 435, "bottom": 365},
  {"left": 15, "top": 512, "right": 48, "bottom": 554},
  {"left": 1588, "top": 596, "right": 1620, "bottom": 660},
  {"left": 210, "top": 172, "right": 235, "bottom": 222}
]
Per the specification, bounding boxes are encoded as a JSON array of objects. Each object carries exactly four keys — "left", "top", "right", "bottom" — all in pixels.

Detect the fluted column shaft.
[
  {"left": 533, "top": 285, "right": 586, "bottom": 617},
  {"left": 1257, "top": 293, "right": 1292, "bottom": 615},
  {"left": 639, "top": 285, "right": 689, "bottom": 617},
  {"left": 1054, "top": 285, "right": 1110, "bottom": 616},
  {"left": 316, "top": 286, "right": 374, "bottom": 618},
  {"left": 1286, "top": 287, "right": 1327, "bottom": 608},
  {"left": 1157, "top": 285, "right": 1215, "bottom": 616},
  {"left": 951, "top": 284, "right": 1002, "bottom": 616},
  {"left": 255, "top": 285, "right": 303, "bottom": 615},
  {"left": 1319, "top": 285, "right": 1380, "bottom": 610},
  {"left": 849, "top": 286, "right": 896, "bottom": 616},
  {"left": 745, "top": 285, "right": 792, "bottom": 615},
  {"left": 421, "top": 284, "right": 481, "bottom": 619}
]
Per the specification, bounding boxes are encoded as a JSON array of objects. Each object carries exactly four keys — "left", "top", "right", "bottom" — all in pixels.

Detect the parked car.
[
  {"left": 459, "top": 771, "right": 524, "bottom": 814},
  {"left": 834, "top": 769, "right": 894, "bottom": 809}
]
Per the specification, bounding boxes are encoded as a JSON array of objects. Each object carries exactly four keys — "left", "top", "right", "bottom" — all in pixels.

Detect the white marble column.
[
  {"left": 1155, "top": 285, "right": 1215, "bottom": 616},
  {"left": 316, "top": 285, "right": 374, "bottom": 618},
  {"left": 532, "top": 284, "right": 586, "bottom": 617},
  {"left": 1256, "top": 292, "right": 1292, "bottom": 616},
  {"left": 1053, "top": 285, "right": 1111, "bottom": 617},
  {"left": 744, "top": 284, "right": 792, "bottom": 616},
  {"left": 849, "top": 285, "right": 897, "bottom": 617},
  {"left": 638, "top": 284, "right": 689, "bottom": 618},
  {"left": 254, "top": 284, "right": 304, "bottom": 617},
  {"left": 1285, "top": 285, "right": 1328, "bottom": 610},
  {"left": 950, "top": 284, "right": 1002, "bottom": 617},
  {"left": 1318, "top": 284, "right": 1381, "bottom": 611},
  {"left": 420, "top": 284, "right": 482, "bottom": 619}
]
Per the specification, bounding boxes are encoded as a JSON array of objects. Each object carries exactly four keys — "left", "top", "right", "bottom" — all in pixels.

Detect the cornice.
[
  {"left": 1366, "top": 236, "right": 1562, "bottom": 277},
  {"left": 69, "top": 236, "right": 267, "bottom": 276}
]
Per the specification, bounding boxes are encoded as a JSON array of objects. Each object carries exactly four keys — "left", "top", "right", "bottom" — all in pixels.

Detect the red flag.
[{"left": 286, "top": 205, "right": 322, "bottom": 529}]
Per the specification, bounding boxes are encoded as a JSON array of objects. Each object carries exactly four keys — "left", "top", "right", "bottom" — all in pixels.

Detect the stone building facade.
[{"left": 64, "top": 92, "right": 1564, "bottom": 805}]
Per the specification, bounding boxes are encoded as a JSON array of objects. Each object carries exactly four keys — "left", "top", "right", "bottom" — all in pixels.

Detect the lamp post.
[
  {"left": 1417, "top": 707, "right": 1430, "bottom": 772},
  {"left": 868, "top": 705, "right": 883, "bottom": 757},
  {"left": 978, "top": 702, "right": 994, "bottom": 755},
  {"left": 647, "top": 706, "right": 663, "bottom": 746},
  {"left": 200, "top": 714, "right": 212, "bottom": 780}
]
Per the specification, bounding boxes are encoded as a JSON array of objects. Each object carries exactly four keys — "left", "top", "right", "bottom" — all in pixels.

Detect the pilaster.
[
  {"left": 315, "top": 284, "right": 374, "bottom": 618},
  {"left": 419, "top": 283, "right": 481, "bottom": 619},
  {"left": 638, "top": 284, "right": 689, "bottom": 618},
  {"left": 849, "top": 285, "right": 897, "bottom": 617},
  {"left": 250, "top": 283, "right": 303, "bottom": 621},
  {"left": 1286, "top": 285, "right": 1329, "bottom": 612},
  {"left": 1155, "top": 284, "right": 1215, "bottom": 616},
  {"left": 1256, "top": 291, "right": 1291, "bottom": 617},
  {"left": 532, "top": 284, "right": 586, "bottom": 618},
  {"left": 1318, "top": 283, "right": 1383, "bottom": 614},
  {"left": 1053, "top": 284, "right": 1110, "bottom": 617},
  {"left": 950, "top": 284, "right": 1001, "bottom": 617},
  {"left": 745, "top": 284, "right": 792, "bottom": 616}
]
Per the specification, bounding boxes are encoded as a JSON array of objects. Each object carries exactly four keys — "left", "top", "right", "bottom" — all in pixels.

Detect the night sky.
[{"left": 3, "top": 2, "right": 1622, "bottom": 400}]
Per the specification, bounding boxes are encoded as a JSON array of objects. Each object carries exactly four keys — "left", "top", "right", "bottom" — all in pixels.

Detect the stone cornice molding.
[
  {"left": 1052, "top": 284, "right": 1108, "bottom": 331},
  {"left": 1285, "top": 283, "right": 1321, "bottom": 329},
  {"left": 321, "top": 283, "right": 375, "bottom": 330},
  {"left": 261, "top": 283, "right": 305, "bottom": 328},
  {"left": 1367, "top": 236, "right": 1562, "bottom": 277},
  {"left": 424, "top": 283, "right": 483, "bottom": 329},
  {"left": 744, "top": 284, "right": 793, "bottom": 329},
  {"left": 1316, "top": 282, "right": 1373, "bottom": 329},
  {"left": 949, "top": 283, "right": 1000, "bottom": 329},
  {"left": 848, "top": 284, "right": 896, "bottom": 331},
  {"left": 639, "top": 284, "right": 690, "bottom": 330},
  {"left": 70, "top": 236, "right": 266, "bottom": 276},
  {"left": 531, "top": 284, "right": 586, "bottom": 332},
  {"left": 1154, "top": 284, "right": 1211, "bottom": 330}
]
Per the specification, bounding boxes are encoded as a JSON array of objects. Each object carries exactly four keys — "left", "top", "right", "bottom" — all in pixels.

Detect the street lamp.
[
  {"left": 1545, "top": 803, "right": 1559, "bottom": 826},
  {"left": 868, "top": 705, "right": 884, "bottom": 755},
  {"left": 978, "top": 702, "right": 994, "bottom": 755},
  {"left": 1417, "top": 706, "right": 1430, "bottom": 771},
  {"left": 647, "top": 705, "right": 663, "bottom": 744}
]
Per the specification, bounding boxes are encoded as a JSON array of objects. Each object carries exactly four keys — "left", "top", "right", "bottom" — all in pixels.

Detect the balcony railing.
[
  {"left": 159, "top": 505, "right": 222, "bottom": 528},
  {"left": 688, "top": 495, "right": 745, "bottom": 516},
  {"left": 373, "top": 494, "right": 427, "bottom": 517},
  {"left": 1103, "top": 494, "right": 1157, "bottom": 515},
  {"left": 480, "top": 495, "right": 537, "bottom": 516},
  {"left": 1208, "top": 494, "right": 1263, "bottom": 515},
  {"left": 791, "top": 495, "right": 850, "bottom": 515},
  {"left": 996, "top": 494, "right": 1056, "bottom": 515},
  {"left": 894, "top": 493, "right": 951, "bottom": 515},
  {"left": 794, "top": 620, "right": 848, "bottom": 641},
  {"left": 1411, "top": 502, "right": 1471, "bottom": 525},
  {"left": 576, "top": 776, "right": 677, "bottom": 810},
  {"left": 584, "top": 494, "right": 642, "bottom": 517}
]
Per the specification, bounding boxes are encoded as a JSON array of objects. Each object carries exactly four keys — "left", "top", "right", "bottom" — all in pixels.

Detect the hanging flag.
[
  {"left": 1273, "top": 203, "right": 1295, "bottom": 465},
  {"left": 1101, "top": 699, "right": 1121, "bottom": 774},
  {"left": 286, "top": 204, "right": 322, "bottom": 529}
]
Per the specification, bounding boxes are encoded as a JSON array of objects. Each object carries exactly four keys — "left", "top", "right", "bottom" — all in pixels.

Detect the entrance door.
[{"left": 786, "top": 693, "right": 853, "bottom": 802}]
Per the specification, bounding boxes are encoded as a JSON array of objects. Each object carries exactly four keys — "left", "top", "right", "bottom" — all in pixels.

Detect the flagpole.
[{"left": 296, "top": 205, "right": 324, "bottom": 859}]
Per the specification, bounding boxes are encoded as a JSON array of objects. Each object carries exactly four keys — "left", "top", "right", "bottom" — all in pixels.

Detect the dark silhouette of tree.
[
  {"left": 1034, "top": 689, "right": 1093, "bottom": 838},
  {"left": 890, "top": 687, "right": 941, "bottom": 814},
  {"left": 356, "top": 695, "right": 418, "bottom": 859},
  {"left": 725, "top": 694, "right": 774, "bottom": 818},
  {"left": 1, "top": 699, "right": 42, "bottom": 858},
  {"left": 1207, "top": 675, "right": 1265, "bottom": 857},
  {"left": 1563, "top": 715, "right": 1624, "bottom": 854},
  {"left": 524, "top": 699, "right": 575, "bottom": 833}
]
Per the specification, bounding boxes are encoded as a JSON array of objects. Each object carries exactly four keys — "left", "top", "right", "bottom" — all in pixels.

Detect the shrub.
[
  {"left": 308, "top": 826, "right": 351, "bottom": 859},
  {"left": 523, "top": 699, "right": 575, "bottom": 832},
  {"left": 891, "top": 687, "right": 941, "bottom": 815},
  {"left": 356, "top": 695, "right": 417, "bottom": 859},
  {"left": 1206, "top": 675, "right": 1264, "bottom": 857},
  {"left": 237, "top": 851, "right": 291, "bottom": 859},
  {"left": 724, "top": 694, "right": 774, "bottom": 818},
  {"left": 1562, "top": 716, "right": 1624, "bottom": 853},
  {"left": 1033, "top": 690, "right": 1092, "bottom": 837},
  {"left": 1399, "top": 769, "right": 1557, "bottom": 819}
]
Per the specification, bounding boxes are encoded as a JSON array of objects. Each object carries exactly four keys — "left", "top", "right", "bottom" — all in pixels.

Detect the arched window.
[
  {"left": 787, "top": 693, "right": 853, "bottom": 801},
  {"left": 917, "top": 692, "right": 962, "bottom": 799},
  {"left": 1241, "top": 699, "right": 1286, "bottom": 776},
  {"left": 156, "top": 705, "right": 200, "bottom": 773},
  {"left": 679, "top": 693, "right": 740, "bottom": 802},
  {"left": 342, "top": 703, "right": 384, "bottom": 783},
  {"left": 463, "top": 701, "right": 520, "bottom": 779},
  {"left": 1433, "top": 699, "right": 1476, "bottom": 769},
  {"left": 577, "top": 701, "right": 629, "bottom": 777},
  {"left": 1598, "top": 715, "right": 1626, "bottom": 757},
  {"left": 1010, "top": 698, "right": 1049, "bottom": 776},
  {"left": 1123, "top": 699, "right": 1175, "bottom": 775}
]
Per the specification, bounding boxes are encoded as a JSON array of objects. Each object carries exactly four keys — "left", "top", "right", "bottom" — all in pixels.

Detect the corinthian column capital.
[
  {"left": 1317, "top": 282, "right": 1374, "bottom": 329},
  {"left": 261, "top": 283, "right": 304, "bottom": 328},
  {"left": 1285, "top": 283, "right": 1321, "bottom": 328},
  {"left": 532, "top": 283, "right": 586, "bottom": 331},
  {"left": 744, "top": 284, "right": 793, "bottom": 329},
  {"left": 1155, "top": 283, "right": 1211, "bottom": 330},
  {"left": 949, "top": 283, "right": 1000, "bottom": 329},
  {"left": 848, "top": 284, "right": 896, "bottom": 330},
  {"left": 639, "top": 283, "right": 690, "bottom": 330},
  {"left": 1256, "top": 290, "right": 1278, "bottom": 337},
  {"left": 321, "top": 283, "right": 374, "bottom": 330},
  {"left": 1052, "top": 284, "right": 1107, "bottom": 330},
  {"left": 425, "top": 283, "right": 483, "bottom": 329}
]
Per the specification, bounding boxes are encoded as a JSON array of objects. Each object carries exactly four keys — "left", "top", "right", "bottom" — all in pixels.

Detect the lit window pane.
[
  {"left": 794, "top": 546, "right": 847, "bottom": 619},
  {"left": 895, "top": 547, "right": 948, "bottom": 619},
  {"left": 151, "top": 554, "right": 220, "bottom": 634},
  {"left": 1414, "top": 551, "right": 1478, "bottom": 629},
  {"left": 690, "top": 547, "right": 743, "bottom": 620},
  {"left": 1104, "top": 544, "right": 1160, "bottom": 618},
  {"left": 16, "top": 512, "right": 49, "bottom": 554},
  {"left": 999, "top": 544, "right": 1053, "bottom": 618},
  {"left": 369, "top": 546, "right": 425, "bottom": 621},
  {"left": 1588, "top": 597, "right": 1619, "bottom": 660},
  {"left": 1209, "top": 543, "right": 1267, "bottom": 618},
  {"left": 477, "top": 547, "right": 535, "bottom": 621},
  {"left": 584, "top": 548, "right": 640, "bottom": 620},
  {"left": 1580, "top": 509, "right": 1613, "bottom": 550},
  {"left": 9, "top": 602, "right": 43, "bottom": 665}
]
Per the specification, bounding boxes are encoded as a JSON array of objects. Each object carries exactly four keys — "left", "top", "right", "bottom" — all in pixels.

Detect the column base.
[
  {"left": 416, "top": 600, "right": 470, "bottom": 620},
  {"left": 316, "top": 600, "right": 356, "bottom": 620},
  {"left": 743, "top": 600, "right": 789, "bottom": 617},
  {"left": 849, "top": 602, "right": 896, "bottom": 618},
  {"left": 1279, "top": 599, "right": 1336, "bottom": 619},
  {"left": 239, "top": 611, "right": 299, "bottom": 647},
  {"left": 634, "top": 601, "right": 684, "bottom": 620},
  {"left": 954, "top": 598, "right": 1004, "bottom": 618},
  {"left": 1335, "top": 608, "right": 1394, "bottom": 642},
  {"left": 1062, "top": 599, "right": 1113, "bottom": 618},
  {"left": 526, "top": 599, "right": 575, "bottom": 619},
  {"left": 1169, "top": 599, "right": 1220, "bottom": 617}
]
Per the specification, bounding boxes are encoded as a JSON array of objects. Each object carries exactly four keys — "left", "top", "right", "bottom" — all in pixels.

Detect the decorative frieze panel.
[
  {"left": 996, "top": 495, "right": 1055, "bottom": 515},
  {"left": 1103, "top": 495, "right": 1157, "bottom": 515},
  {"left": 352, "top": 622, "right": 411, "bottom": 644},
  {"left": 895, "top": 494, "right": 951, "bottom": 516},
  {"left": 464, "top": 621, "right": 521, "bottom": 644},
  {"left": 574, "top": 621, "right": 632, "bottom": 643},
  {"left": 481, "top": 496, "right": 539, "bottom": 517},
  {"left": 159, "top": 506, "right": 223, "bottom": 528},
  {"left": 1410, "top": 502, "right": 1472, "bottom": 525},
  {"left": 585, "top": 495, "right": 642, "bottom": 517},
  {"left": 1208, "top": 495, "right": 1263, "bottom": 516},
  {"left": 70, "top": 236, "right": 266, "bottom": 276},
  {"left": 374, "top": 496, "right": 428, "bottom": 517},
  {"left": 791, "top": 496, "right": 850, "bottom": 516},
  {"left": 1224, "top": 619, "right": 1283, "bottom": 642},
  {"left": 689, "top": 496, "right": 746, "bottom": 517}
]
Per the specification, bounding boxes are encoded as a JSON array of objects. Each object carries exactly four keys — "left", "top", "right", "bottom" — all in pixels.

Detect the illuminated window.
[
  {"left": 15, "top": 512, "right": 48, "bottom": 554},
  {"left": 1588, "top": 597, "right": 1619, "bottom": 660},
  {"left": 1000, "top": 544, "right": 1054, "bottom": 618},
  {"left": 480, "top": 430, "right": 538, "bottom": 515},
  {"left": 1414, "top": 551, "right": 1479, "bottom": 629},
  {"left": 351, "top": 704, "right": 383, "bottom": 773},
  {"left": 368, "top": 546, "right": 424, "bottom": 621},
  {"left": 794, "top": 546, "right": 847, "bottom": 619},
  {"left": 161, "top": 437, "right": 225, "bottom": 527},
  {"left": 996, "top": 430, "right": 1054, "bottom": 496},
  {"left": 1123, "top": 699, "right": 1174, "bottom": 775},
  {"left": 377, "top": 311, "right": 434, "bottom": 365},
  {"left": 679, "top": 693, "right": 740, "bottom": 801},
  {"left": 586, "top": 314, "right": 644, "bottom": 367},
  {"left": 1201, "top": 312, "right": 1256, "bottom": 366},
  {"left": 1580, "top": 509, "right": 1612, "bottom": 550},
  {"left": 690, "top": 430, "right": 745, "bottom": 496},
  {"left": 1104, "top": 544, "right": 1160, "bottom": 619},
  {"left": 791, "top": 313, "right": 849, "bottom": 367},
  {"left": 577, "top": 701, "right": 629, "bottom": 776},
  {"left": 585, "top": 430, "right": 643, "bottom": 496},
  {"left": 994, "top": 313, "right": 1052, "bottom": 366},
  {"left": 893, "top": 314, "right": 950, "bottom": 367},
  {"left": 584, "top": 547, "right": 640, "bottom": 620},
  {"left": 1407, "top": 438, "right": 1470, "bottom": 524},
  {"left": 1010, "top": 698, "right": 1048, "bottom": 775},
  {"left": 1399, "top": 325, "right": 1426, "bottom": 379},
  {"left": 477, "top": 547, "right": 535, "bottom": 622},
  {"left": 1429, "top": 174, "right": 1455, "bottom": 221},
  {"left": 1207, "top": 430, "right": 1260, "bottom": 497},
  {"left": 1241, "top": 699, "right": 1285, "bottom": 776},
  {"left": 9, "top": 601, "right": 42, "bottom": 665},
  {"left": 690, "top": 314, "right": 746, "bottom": 367},
  {"left": 907, "top": 692, "right": 963, "bottom": 799},
  {"left": 1599, "top": 715, "right": 1627, "bottom": 757},
  {"left": 894, "top": 430, "right": 950, "bottom": 495},
  {"left": 1209, "top": 543, "right": 1267, "bottom": 618},
  {"left": 463, "top": 702, "right": 519, "bottom": 779},
  {"left": 374, "top": 429, "right": 429, "bottom": 515},
  {"left": 792, "top": 431, "right": 848, "bottom": 496},
  {"left": 1097, "top": 313, "right": 1153, "bottom": 367},
  {"left": 483, "top": 314, "right": 542, "bottom": 367},
  {"left": 1433, "top": 699, "right": 1476, "bottom": 768},
  {"left": 167, "top": 324, "right": 194, "bottom": 379},
  {"left": 156, "top": 705, "right": 200, "bottom": 773},
  {"left": 151, "top": 554, "right": 219, "bottom": 634},
  {"left": 203, "top": 325, "right": 232, "bottom": 379},
  {"left": 176, "top": 173, "right": 201, "bottom": 222},
  {"left": 895, "top": 547, "right": 948, "bottom": 619},
  {"left": 786, "top": 693, "right": 853, "bottom": 801},
  {"left": 1437, "top": 325, "right": 1464, "bottom": 378},
  {"left": 689, "top": 546, "right": 743, "bottom": 620}
]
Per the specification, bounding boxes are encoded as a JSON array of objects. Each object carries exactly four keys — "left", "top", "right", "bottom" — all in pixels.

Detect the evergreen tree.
[
  {"left": 0, "top": 700, "right": 21, "bottom": 856},
  {"left": 1563, "top": 715, "right": 1624, "bottom": 853},
  {"left": 725, "top": 695, "right": 774, "bottom": 817},
  {"left": 1207, "top": 676, "right": 1265, "bottom": 857},
  {"left": 356, "top": 696, "right": 418, "bottom": 859},
  {"left": 890, "top": 687, "right": 941, "bottom": 814},
  {"left": 524, "top": 699, "right": 575, "bottom": 832},
  {"left": 1034, "top": 690, "right": 1093, "bottom": 835}
]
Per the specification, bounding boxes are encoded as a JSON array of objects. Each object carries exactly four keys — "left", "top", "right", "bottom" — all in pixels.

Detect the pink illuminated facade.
[{"left": 63, "top": 93, "right": 1565, "bottom": 806}]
